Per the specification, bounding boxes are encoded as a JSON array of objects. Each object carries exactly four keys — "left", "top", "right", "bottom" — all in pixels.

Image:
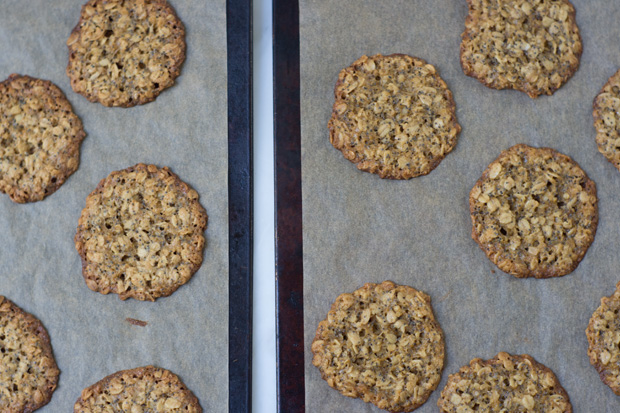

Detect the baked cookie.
[
  {"left": 461, "top": 0, "right": 582, "bottom": 98},
  {"left": 311, "top": 281, "right": 444, "bottom": 412},
  {"left": 75, "top": 164, "right": 207, "bottom": 301},
  {"left": 67, "top": 0, "right": 186, "bottom": 107},
  {"left": 0, "top": 296, "right": 59, "bottom": 412},
  {"left": 470, "top": 144, "right": 597, "bottom": 278},
  {"left": 74, "top": 366, "right": 201, "bottom": 412},
  {"left": 438, "top": 352, "right": 572, "bottom": 412},
  {"left": 0, "top": 74, "right": 85, "bottom": 203},
  {"left": 328, "top": 54, "right": 461, "bottom": 179},
  {"left": 586, "top": 281, "right": 620, "bottom": 395},
  {"left": 593, "top": 69, "right": 620, "bottom": 172}
]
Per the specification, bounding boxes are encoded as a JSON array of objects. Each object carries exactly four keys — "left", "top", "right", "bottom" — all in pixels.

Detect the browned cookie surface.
[
  {"left": 0, "top": 74, "right": 85, "bottom": 203},
  {"left": 0, "top": 296, "right": 59, "bottom": 412},
  {"left": 438, "top": 352, "right": 572, "bottom": 412},
  {"left": 329, "top": 54, "right": 460, "bottom": 179},
  {"left": 67, "top": 0, "right": 185, "bottom": 107},
  {"left": 311, "top": 281, "right": 444, "bottom": 412},
  {"left": 469, "top": 144, "right": 597, "bottom": 278},
  {"left": 586, "top": 281, "right": 620, "bottom": 395},
  {"left": 593, "top": 69, "right": 620, "bottom": 172},
  {"left": 461, "top": 0, "right": 582, "bottom": 98},
  {"left": 74, "top": 366, "right": 201, "bottom": 412},
  {"left": 75, "top": 164, "right": 207, "bottom": 301}
]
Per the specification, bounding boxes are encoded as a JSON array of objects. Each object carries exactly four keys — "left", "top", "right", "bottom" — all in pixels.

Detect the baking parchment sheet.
[
  {"left": 0, "top": 0, "right": 227, "bottom": 411},
  {"left": 301, "top": 1, "right": 620, "bottom": 411}
]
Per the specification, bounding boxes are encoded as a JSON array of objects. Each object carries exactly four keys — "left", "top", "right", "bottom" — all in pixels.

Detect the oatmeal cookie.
[
  {"left": 74, "top": 366, "right": 201, "bottom": 412},
  {"left": 0, "top": 74, "right": 85, "bottom": 203},
  {"left": 461, "top": 0, "right": 582, "bottom": 98},
  {"left": 66, "top": 0, "right": 186, "bottom": 107},
  {"left": 470, "top": 144, "right": 597, "bottom": 278},
  {"left": 438, "top": 352, "right": 572, "bottom": 412},
  {"left": 328, "top": 54, "right": 461, "bottom": 179},
  {"left": 311, "top": 281, "right": 444, "bottom": 412},
  {"left": 75, "top": 164, "right": 207, "bottom": 301},
  {"left": 0, "top": 296, "right": 59, "bottom": 412},
  {"left": 593, "top": 69, "right": 620, "bottom": 173},
  {"left": 586, "top": 281, "right": 620, "bottom": 395}
]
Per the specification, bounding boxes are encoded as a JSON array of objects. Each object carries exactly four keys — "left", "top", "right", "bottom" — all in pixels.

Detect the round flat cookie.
[
  {"left": 0, "top": 296, "right": 59, "bottom": 412},
  {"left": 593, "top": 69, "right": 620, "bottom": 173},
  {"left": 469, "top": 144, "right": 598, "bottom": 278},
  {"left": 67, "top": 0, "right": 186, "bottom": 107},
  {"left": 461, "top": 0, "right": 582, "bottom": 98},
  {"left": 586, "top": 281, "right": 620, "bottom": 395},
  {"left": 74, "top": 366, "right": 201, "bottom": 412},
  {"left": 438, "top": 352, "right": 572, "bottom": 412},
  {"left": 311, "top": 281, "right": 445, "bottom": 412},
  {"left": 328, "top": 54, "right": 461, "bottom": 179},
  {"left": 75, "top": 164, "right": 207, "bottom": 301},
  {"left": 0, "top": 74, "right": 85, "bottom": 203}
]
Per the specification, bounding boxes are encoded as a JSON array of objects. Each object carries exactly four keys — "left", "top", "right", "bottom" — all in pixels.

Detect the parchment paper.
[
  {"left": 0, "top": 0, "right": 228, "bottom": 411},
  {"left": 301, "top": 1, "right": 620, "bottom": 411}
]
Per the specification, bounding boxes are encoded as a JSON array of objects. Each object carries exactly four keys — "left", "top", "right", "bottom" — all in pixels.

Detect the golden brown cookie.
[
  {"left": 461, "top": 0, "right": 582, "bottom": 98},
  {"left": 311, "top": 281, "right": 445, "bottom": 412},
  {"left": 586, "top": 281, "right": 620, "bottom": 395},
  {"left": 0, "top": 74, "right": 85, "bottom": 203},
  {"left": 438, "top": 352, "right": 572, "bottom": 412},
  {"left": 328, "top": 54, "right": 461, "bottom": 179},
  {"left": 593, "top": 69, "right": 620, "bottom": 173},
  {"left": 75, "top": 164, "right": 207, "bottom": 301},
  {"left": 470, "top": 144, "right": 597, "bottom": 278},
  {"left": 74, "top": 366, "right": 201, "bottom": 412},
  {"left": 66, "top": 0, "right": 186, "bottom": 107},
  {"left": 0, "top": 296, "right": 59, "bottom": 412}
]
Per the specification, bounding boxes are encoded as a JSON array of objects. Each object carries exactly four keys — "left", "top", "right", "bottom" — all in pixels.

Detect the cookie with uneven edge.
[
  {"left": 438, "top": 352, "right": 572, "bottom": 412},
  {"left": 469, "top": 144, "right": 598, "bottom": 278},
  {"left": 67, "top": 0, "right": 186, "bottom": 107},
  {"left": 461, "top": 0, "right": 582, "bottom": 98},
  {"left": 74, "top": 366, "right": 201, "bottom": 412},
  {"left": 593, "top": 69, "right": 620, "bottom": 173},
  {"left": 75, "top": 164, "right": 207, "bottom": 301},
  {"left": 586, "top": 281, "right": 620, "bottom": 395},
  {"left": 328, "top": 54, "right": 461, "bottom": 179},
  {"left": 311, "top": 281, "right": 445, "bottom": 412},
  {"left": 0, "top": 296, "right": 59, "bottom": 412},
  {"left": 0, "top": 74, "right": 85, "bottom": 203}
]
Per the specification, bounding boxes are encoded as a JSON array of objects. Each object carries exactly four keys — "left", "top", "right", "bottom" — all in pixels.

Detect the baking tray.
[
  {"left": 275, "top": 1, "right": 620, "bottom": 412},
  {"left": 0, "top": 0, "right": 252, "bottom": 411}
]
